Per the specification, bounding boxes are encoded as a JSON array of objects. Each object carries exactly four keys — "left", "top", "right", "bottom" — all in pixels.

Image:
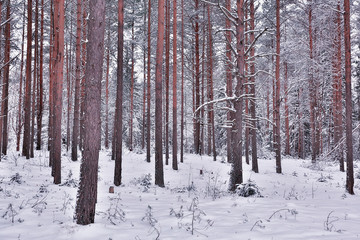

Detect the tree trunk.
[
  {"left": 79, "top": 1, "right": 87, "bottom": 151},
  {"left": 165, "top": 0, "right": 170, "bottom": 164},
  {"left": 146, "top": 0, "right": 152, "bottom": 163},
  {"left": 193, "top": 0, "right": 201, "bottom": 154},
  {"left": 71, "top": 0, "right": 82, "bottom": 161},
  {"left": 142, "top": 0, "right": 147, "bottom": 150},
  {"left": 244, "top": 6, "right": 249, "bottom": 165},
  {"left": 66, "top": 43, "right": 72, "bottom": 152},
  {"left": 129, "top": 4, "right": 135, "bottom": 151},
  {"left": 17, "top": 2, "right": 26, "bottom": 152},
  {"left": 207, "top": 5, "right": 216, "bottom": 161},
  {"left": 105, "top": 28, "right": 110, "bottom": 149},
  {"left": 229, "top": 0, "right": 245, "bottom": 191},
  {"left": 249, "top": 0, "right": 258, "bottom": 172},
  {"left": 225, "top": 0, "right": 233, "bottom": 163},
  {"left": 155, "top": 0, "right": 165, "bottom": 187},
  {"left": 22, "top": 0, "right": 33, "bottom": 159},
  {"left": 48, "top": 1, "right": 54, "bottom": 154},
  {"left": 343, "top": 0, "right": 354, "bottom": 195},
  {"left": 332, "top": 3, "right": 344, "bottom": 172},
  {"left": 180, "top": 0, "right": 184, "bottom": 163},
  {"left": 284, "top": 60, "right": 290, "bottom": 155},
  {"left": 308, "top": 0, "right": 317, "bottom": 163},
  {"left": 298, "top": 87, "right": 304, "bottom": 159},
  {"left": 1, "top": 0, "right": 11, "bottom": 155},
  {"left": 114, "top": 0, "right": 124, "bottom": 186},
  {"left": 36, "top": 0, "right": 44, "bottom": 151},
  {"left": 172, "top": 0, "right": 178, "bottom": 170},
  {"left": 75, "top": 0, "right": 105, "bottom": 224},
  {"left": 52, "top": 0, "right": 65, "bottom": 184},
  {"left": 275, "top": 0, "right": 282, "bottom": 173}
]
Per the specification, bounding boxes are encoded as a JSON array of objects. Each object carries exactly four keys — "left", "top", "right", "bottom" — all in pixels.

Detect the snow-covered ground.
[{"left": 0, "top": 149, "right": 359, "bottom": 240}]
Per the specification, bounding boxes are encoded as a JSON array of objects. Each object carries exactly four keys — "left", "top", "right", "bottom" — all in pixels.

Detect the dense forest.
[{"left": 0, "top": 0, "right": 360, "bottom": 232}]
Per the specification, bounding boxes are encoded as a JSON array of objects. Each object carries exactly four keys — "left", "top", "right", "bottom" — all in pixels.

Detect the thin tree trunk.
[
  {"left": 225, "top": 0, "right": 233, "bottom": 163},
  {"left": 129, "top": 4, "right": 135, "bottom": 151},
  {"left": 201, "top": 13, "right": 205, "bottom": 155},
  {"left": 194, "top": 0, "right": 201, "bottom": 154},
  {"left": 275, "top": 0, "right": 282, "bottom": 173},
  {"left": 48, "top": 1, "right": 54, "bottom": 154},
  {"left": 172, "top": 0, "right": 178, "bottom": 170},
  {"left": 244, "top": 6, "right": 249, "bottom": 165},
  {"left": 343, "top": 0, "right": 354, "bottom": 195},
  {"left": 155, "top": 0, "right": 165, "bottom": 187},
  {"left": 332, "top": 2, "right": 344, "bottom": 172},
  {"left": 165, "top": 0, "right": 170, "bottom": 164},
  {"left": 71, "top": 0, "right": 82, "bottom": 161},
  {"left": 249, "top": 0, "right": 258, "bottom": 172},
  {"left": 146, "top": 0, "right": 151, "bottom": 163},
  {"left": 114, "top": 0, "right": 124, "bottom": 186},
  {"left": 17, "top": 1, "right": 26, "bottom": 152},
  {"left": 180, "top": 0, "right": 184, "bottom": 163},
  {"left": 66, "top": 43, "right": 71, "bottom": 152},
  {"left": 37, "top": 0, "right": 44, "bottom": 150},
  {"left": 298, "top": 87, "right": 304, "bottom": 159},
  {"left": 79, "top": 1, "right": 87, "bottom": 151},
  {"left": 142, "top": 0, "right": 147, "bottom": 150},
  {"left": 75, "top": 0, "right": 105, "bottom": 224},
  {"left": 284, "top": 60, "right": 290, "bottom": 155},
  {"left": 308, "top": 0, "right": 317, "bottom": 163},
  {"left": 105, "top": 28, "right": 110, "bottom": 149},
  {"left": 22, "top": 0, "right": 32, "bottom": 159},
  {"left": 207, "top": 5, "right": 216, "bottom": 161},
  {"left": 1, "top": 0, "right": 11, "bottom": 155}
]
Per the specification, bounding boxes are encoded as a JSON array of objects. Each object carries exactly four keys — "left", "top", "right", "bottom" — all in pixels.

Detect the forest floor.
[{"left": 0, "top": 149, "right": 360, "bottom": 240}]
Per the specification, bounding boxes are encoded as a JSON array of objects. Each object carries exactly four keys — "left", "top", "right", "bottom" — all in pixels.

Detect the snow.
[{"left": 1, "top": 150, "right": 360, "bottom": 240}]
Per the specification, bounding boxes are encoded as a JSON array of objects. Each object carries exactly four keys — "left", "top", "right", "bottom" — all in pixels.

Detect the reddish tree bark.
[
  {"left": 172, "top": 0, "right": 178, "bottom": 170},
  {"left": 343, "top": 0, "right": 354, "bottom": 195},
  {"left": 275, "top": 0, "right": 282, "bottom": 173},
  {"left": 165, "top": 0, "right": 170, "bottom": 164},
  {"left": 75, "top": 0, "right": 106, "bottom": 224},
  {"left": 225, "top": 0, "right": 233, "bottom": 163},
  {"left": 1, "top": 0, "right": 11, "bottom": 155},
  {"left": 146, "top": 0, "right": 151, "bottom": 163},
  {"left": 193, "top": 0, "right": 201, "bottom": 154},
  {"left": 229, "top": 0, "right": 245, "bottom": 191},
  {"left": 51, "top": 0, "right": 65, "bottom": 184},
  {"left": 249, "top": 0, "right": 258, "bottom": 172},
  {"left": 155, "top": 0, "right": 165, "bottom": 187},
  {"left": 114, "top": 0, "right": 124, "bottom": 186},
  {"left": 22, "top": 0, "right": 33, "bottom": 159}
]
